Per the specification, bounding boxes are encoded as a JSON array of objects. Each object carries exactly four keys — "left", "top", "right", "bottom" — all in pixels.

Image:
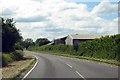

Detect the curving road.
[{"left": 24, "top": 51, "right": 118, "bottom": 80}]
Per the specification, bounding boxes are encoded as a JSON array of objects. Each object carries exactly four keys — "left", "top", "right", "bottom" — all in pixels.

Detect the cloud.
[
  {"left": 15, "top": 15, "right": 49, "bottom": 22},
  {"left": 0, "top": 0, "right": 118, "bottom": 41},
  {"left": 91, "top": 0, "right": 118, "bottom": 16},
  {"left": 1, "top": 8, "right": 16, "bottom": 16}
]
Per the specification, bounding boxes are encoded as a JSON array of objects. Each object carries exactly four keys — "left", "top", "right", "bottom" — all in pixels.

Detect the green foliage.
[
  {"left": 35, "top": 38, "right": 50, "bottom": 46},
  {"left": 28, "top": 34, "right": 120, "bottom": 62},
  {"left": 1, "top": 17, "right": 25, "bottom": 67},
  {"left": 28, "top": 44, "right": 74, "bottom": 55},
  {"left": 14, "top": 42, "right": 23, "bottom": 51},
  {"left": 22, "top": 38, "right": 34, "bottom": 49},
  {"left": 2, "top": 54, "right": 9, "bottom": 67},
  {"left": 13, "top": 50, "right": 24, "bottom": 61},
  {"left": 2, "top": 53, "right": 13, "bottom": 67},
  {"left": 2, "top": 50, "right": 24, "bottom": 67},
  {"left": 77, "top": 34, "right": 120, "bottom": 61},
  {"left": 2, "top": 18, "right": 22, "bottom": 52}
]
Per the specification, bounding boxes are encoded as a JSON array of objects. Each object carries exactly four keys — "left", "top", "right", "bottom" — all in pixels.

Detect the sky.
[{"left": 0, "top": 0, "right": 119, "bottom": 41}]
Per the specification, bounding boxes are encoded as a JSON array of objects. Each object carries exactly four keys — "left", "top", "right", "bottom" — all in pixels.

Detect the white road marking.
[
  {"left": 22, "top": 55, "right": 38, "bottom": 80},
  {"left": 66, "top": 63, "right": 72, "bottom": 68},
  {"left": 75, "top": 71, "right": 86, "bottom": 80}
]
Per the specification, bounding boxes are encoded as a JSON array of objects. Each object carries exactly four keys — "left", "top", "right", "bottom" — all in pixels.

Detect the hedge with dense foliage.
[
  {"left": 77, "top": 34, "right": 120, "bottom": 61},
  {"left": 28, "top": 34, "right": 120, "bottom": 61},
  {"left": 29, "top": 44, "right": 74, "bottom": 55}
]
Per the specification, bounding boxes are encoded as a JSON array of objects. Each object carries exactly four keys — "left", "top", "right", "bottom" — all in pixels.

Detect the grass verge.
[
  {"left": 2, "top": 52, "right": 36, "bottom": 80},
  {"left": 30, "top": 50, "right": 120, "bottom": 66}
]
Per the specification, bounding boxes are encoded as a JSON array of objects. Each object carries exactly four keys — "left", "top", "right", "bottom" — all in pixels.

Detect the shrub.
[
  {"left": 2, "top": 53, "right": 13, "bottom": 67},
  {"left": 13, "top": 50, "right": 24, "bottom": 61},
  {"left": 10, "top": 53, "right": 16, "bottom": 61}
]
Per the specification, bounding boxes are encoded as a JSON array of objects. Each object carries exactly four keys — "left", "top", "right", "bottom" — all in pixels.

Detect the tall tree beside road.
[{"left": 2, "top": 18, "right": 22, "bottom": 52}]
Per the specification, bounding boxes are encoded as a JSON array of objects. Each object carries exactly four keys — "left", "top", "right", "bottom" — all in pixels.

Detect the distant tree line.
[{"left": 22, "top": 38, "right": 50, "bottom": 49}]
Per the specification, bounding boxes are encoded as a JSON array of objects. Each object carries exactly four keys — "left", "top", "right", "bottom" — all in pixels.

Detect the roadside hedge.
[
  {"left": 77, "top": 35, "right": 119, "bottom": 60},
  {"left": 28, "top": 34, "right": 120, "bottom": 61},
  {"left": 29, "top": 44, "right": 74, "bottom": 55}
]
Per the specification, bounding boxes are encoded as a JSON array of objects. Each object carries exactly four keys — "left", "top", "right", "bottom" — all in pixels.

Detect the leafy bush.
[
  {"left": 2, "top": 53, "right": 13, "bottom": 67},
  {"left": 13, "top": 50, "right": 24, "bottom": 61}
]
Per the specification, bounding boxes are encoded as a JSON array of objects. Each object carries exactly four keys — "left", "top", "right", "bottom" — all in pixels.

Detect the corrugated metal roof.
[{"left": 69, "top": 34, "right": 105, "bottom": 39}]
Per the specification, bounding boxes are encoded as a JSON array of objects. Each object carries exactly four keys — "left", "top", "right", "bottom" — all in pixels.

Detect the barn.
[
  {"left": 65, "top": 34, "right": 103, "bottom": 49},
  {"left": 52, "top": 34, "right": 104, "bottom": 49}
]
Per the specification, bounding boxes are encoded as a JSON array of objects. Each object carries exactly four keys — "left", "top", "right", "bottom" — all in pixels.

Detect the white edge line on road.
[
  {"left": 66, "top": 63, "right": 72, "bottom": 68},
  {"left": 75, "top": 71, "right": 86, "bottom": 80},
  {"left": 22, "top": 55, "right": 38, "bottom": 80}
]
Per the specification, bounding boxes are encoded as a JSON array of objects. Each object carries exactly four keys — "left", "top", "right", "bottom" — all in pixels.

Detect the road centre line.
[
  {"left": 66, "top": 63, "right": 73, "bottom": 68},
  {"left": 75, "top": 71, "right": 86, "bottom": 80},
  {"left": 66, "top": 63, "right": 86, "bottom": 80}
]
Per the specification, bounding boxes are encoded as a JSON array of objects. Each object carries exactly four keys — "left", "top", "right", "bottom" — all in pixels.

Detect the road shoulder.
[{"left": 2, "top": 52, "right": 36, "bottom": 79}]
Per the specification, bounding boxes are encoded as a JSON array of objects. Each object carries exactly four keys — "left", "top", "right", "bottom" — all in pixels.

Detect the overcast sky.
[{"left": 0, "top": 0, "right": 118, "bottom": 41}]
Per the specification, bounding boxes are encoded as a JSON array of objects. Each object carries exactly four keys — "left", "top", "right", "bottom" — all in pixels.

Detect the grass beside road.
[
  {"left": 30, "top": 50, "right": 120, "bottom": 66},
  {"left": 2, "top": 52, "right": 36, "bottom": 79}
]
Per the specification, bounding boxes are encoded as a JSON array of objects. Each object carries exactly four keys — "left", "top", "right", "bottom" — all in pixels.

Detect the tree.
[
  {"left": 2, "top": 18, "right": 22, "bottom": 52},
  {"left": 23, "top": 38, "right": 34, "bottom": 49},
  {"left": 35, "top": 38, "right": 50, "bottom": 46}
]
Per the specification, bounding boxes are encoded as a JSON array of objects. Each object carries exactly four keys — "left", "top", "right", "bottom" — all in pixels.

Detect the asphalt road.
[{"left": 24, "top": 51, "right": 118, "bottom": 79}]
